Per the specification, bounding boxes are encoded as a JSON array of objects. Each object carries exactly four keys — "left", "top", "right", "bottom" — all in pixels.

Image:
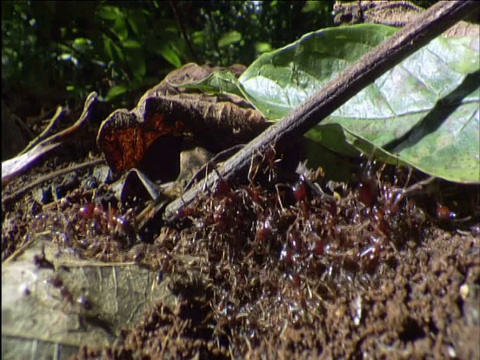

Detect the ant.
[
  {"left": 261, "top": 144, "right": 282, "bottom": 183},
  {"left": 59, "top": 284, "right": 75, "bottom": 305},
  {"left": 47, "top": 274, "right": 64, "bottom": 288},
  {"left": 46, "top": 274, "right": 94, "bottom": 315},
  {"left": 256, "top": 214, "right": 274, "bottom": 243},
  {"left": 33, "top": 244, "right": 55, "bottom": 270},
  {"left": 79, "top": 202, "right": 136, "bottom": 245},
  {"left": 65, "top": 290, "right": 92, "bottom": 311},
  {"left": 247, "top": 144, "right": 282, "bottom": 185},
  {"left": 76, "top": 294, "right": 93, "bottom": 311}
]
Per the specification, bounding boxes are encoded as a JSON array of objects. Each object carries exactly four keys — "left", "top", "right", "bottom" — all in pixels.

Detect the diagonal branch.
[
  {"left": 162, "top": 1, "right": 479, "bottom": 223},
  {"left": 169, "top": 0, "right": 198, "bottom": 63}
]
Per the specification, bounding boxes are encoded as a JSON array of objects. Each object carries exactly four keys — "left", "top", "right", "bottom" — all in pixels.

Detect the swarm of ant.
[
  {"left": 28, "top": 187, "right": 137, "bottom": 262},
  {"left": 18, "top": 146, "right": 477, "bottom": 358},
  {"left": 153, "top": 149, "right": 448, "bottom": 356}
]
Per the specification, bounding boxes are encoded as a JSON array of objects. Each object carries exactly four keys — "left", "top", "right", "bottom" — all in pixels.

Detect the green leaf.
[
  {"left": 218, "top": 30, "right": 242, "bottom": 48},
  {"left": 96, "top": 5, "right": 129, "bottom": 42},
  {"left": 72, "top": 37, "right": 93, "bottom": 53},
  {"left": 103, "top": 36, "right": 124, "bottom": 63},
  {"left": 58, "top": 53, "right": 79, "bottom": 66},
  {"left": 192, "top": 30, "right": 206, "bottom": 46},
  {"left": 240, "top": 25, "right": 399, "bottom": 120},
  {"left": 158, "top": 43, "right": 182, "bottom": 68},
  {"left": 112, "top": 16, "right": 128, "bottom": 42},
  {"left": 125, "top": 49, "right": 146, "bottom": 80},
  {"left": 238, "top": 25, "right": 480, "bottom": 183},
  {"left": 105, "top": 85, "right": 128, "bottom": 101},
  {"left": 126, "top": 9, "right": 148, "bottom": 36},
  {"left": 122, "top": 39, "right": 141, "bottom": 49},
  {"left": 302, "top": 1, "right": 325, "bottom": 13},
  {"left": 255, "top": 42, "right": 272, "bottom": 54},
  {"left": 175, "top": 70, "right": 244, "bottom": 97},
  {"left": 96, "top": 5, "right": 119, "bottom": 20}
]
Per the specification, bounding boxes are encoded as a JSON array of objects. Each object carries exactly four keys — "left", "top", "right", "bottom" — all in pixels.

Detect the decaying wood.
[{"left": 162, "top": 1, "right": 479, "bottom": 223}]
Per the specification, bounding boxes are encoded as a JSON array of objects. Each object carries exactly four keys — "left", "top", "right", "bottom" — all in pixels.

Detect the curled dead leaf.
[{"left": 97, "top": 63, "right": 269, "bottom": 175}]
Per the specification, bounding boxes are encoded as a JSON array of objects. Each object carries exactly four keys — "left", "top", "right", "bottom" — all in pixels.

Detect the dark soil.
[{"left": 2, "top": 126, "right": 480, "bottom": 359}]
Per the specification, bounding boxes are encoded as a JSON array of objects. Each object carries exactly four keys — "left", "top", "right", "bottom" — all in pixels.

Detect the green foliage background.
[{"left": 2, "top": 0, "right": 440, "bottom": 116}]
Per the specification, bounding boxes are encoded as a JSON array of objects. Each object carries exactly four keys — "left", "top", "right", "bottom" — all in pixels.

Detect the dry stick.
[
  {"left": 169, "top": 0, "right": 198, "bottom": 63},
  {"left": 33, "top": 92, "right": 98, "bottom": 148},
  {"left": 1, "top": 158, "right": 105, "bottom": 207},
  {"left": 20, "top": 106, "right": 66, "bottom": 155},
  {"left": 2, "top": 92, "right": 100, "bottom": 204},
  {"left": 2, "top": 93, "right": 98, "bottom": 188},
  {"left": 163, "top": 1, "right": 479, "bottom": 223}
]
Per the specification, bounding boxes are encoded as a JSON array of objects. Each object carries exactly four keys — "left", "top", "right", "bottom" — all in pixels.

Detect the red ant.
[
  {"left": 178, "top": 206, "right": 197, "bottom": 219},
  {"left": 262, "top": 144, "right": 282, "bottom": 182},
  {"left": 436, "top": 204, "right": 457, "bottom": 221},
  {"left": 356, "top": 242, "right": 383, "bottom": 273},
  {"left": 79, "top": 202, "right": 135, "bottom": 245},
  {"left": 256, "top": 215, "right": 273, "bottom": 243},
  {"left": 247, "top": 144, "right": 281, "bottom": 184},
  {"left": 292, "top": 176, "right": 309, "bottom": 203},
  {"left": 280, "top": 231, "right": 305, "bottom": 269}
]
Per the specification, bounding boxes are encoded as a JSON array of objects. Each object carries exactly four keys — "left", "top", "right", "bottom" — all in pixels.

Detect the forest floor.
[{"left": 2, "top": 131, "right": 479, "bottom": 360}]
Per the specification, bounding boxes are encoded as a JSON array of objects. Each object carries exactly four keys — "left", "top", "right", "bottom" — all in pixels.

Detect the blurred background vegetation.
[{"left": 2, "top": 0, "right": 440, "bottom": 120}]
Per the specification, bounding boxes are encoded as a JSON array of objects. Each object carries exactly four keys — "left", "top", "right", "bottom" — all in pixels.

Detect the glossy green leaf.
[
  {"left": 239, "top": 25, "right": 399, "bottom": 119},
  {"left": 126, "top": 49, "right": 146, "bottom": 80},
  {"left": 122, "top": 39, "right": 141, "bottom": 49},
  {"left": 238, "top": 24, "right": 480, "bottom": 183},
  {"left": 72, "top": 37, "right": 93, "bottom": 53},
  {"left": 112, "top": 16, "right": 128, "bottom": 42},
  {"left": 105, "top": 85, "right": 128, "bottom": 101},
  {"left": 218, "top": 30, "right": 242, "bottom": 48},
  {"left": 103, "top": 36, "right": 124, "bottom": 63},
  {"left": 96, "top": 5, "right": 119, "bottom": 21},
  {"left": 126, "top": 9, "right": 148, "bottom": 35},
  {"left": 158, "top": 43, "right": 182, "bottom": 68}
]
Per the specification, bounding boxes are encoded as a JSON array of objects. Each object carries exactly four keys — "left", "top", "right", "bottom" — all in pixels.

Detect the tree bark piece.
[{"left": 163, "top": 1, "right": 479, "bottom": 223}]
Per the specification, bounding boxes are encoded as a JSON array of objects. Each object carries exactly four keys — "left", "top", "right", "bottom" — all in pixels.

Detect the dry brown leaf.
[{"left": 97, "top": 63, "right": 269, "bottom": 174}]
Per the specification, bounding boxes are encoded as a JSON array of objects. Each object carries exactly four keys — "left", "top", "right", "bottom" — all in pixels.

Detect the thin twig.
[
  {"left": 1, "top": 92, "right": 98, "bottom": 188},
  {"left": 2, "top": 158, "right": 105, "bottom": 207},
  {"left": 169, "top": 0, "right": 198, "bottom": 62},
  {"left": 33, "top": 92, "right": 98, "bottom": 148},
  {"left": 161, "top": 1, "right": 478, "bottom": 223},
  {"left": 20, "top": 106, "right": 66, "bottom": 155}
]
